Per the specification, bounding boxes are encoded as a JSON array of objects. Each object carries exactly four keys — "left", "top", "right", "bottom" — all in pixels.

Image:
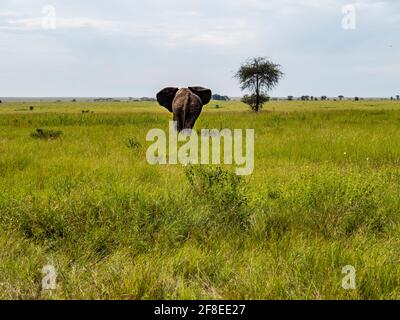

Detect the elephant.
[{"left": 156, "top": 86, "right": 212, "bottom": 132}]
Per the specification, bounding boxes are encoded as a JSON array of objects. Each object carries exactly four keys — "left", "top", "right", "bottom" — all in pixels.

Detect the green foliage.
[
  {"left": 184, "top": 165, "right": 249, "bottom": 228},
  {"left": 126, "top": 137, "right": 142, "bottom": 150},
  {"left": 242, "top": 94, "right": 270, "bottom": 112},
  {"left": 30, "top": 128, "right": 63, "bottom": 140}
]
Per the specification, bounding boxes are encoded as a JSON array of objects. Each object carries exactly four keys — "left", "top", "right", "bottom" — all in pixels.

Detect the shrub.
[
  {"left": 126, "top": 137, "right": 142, "bottom": 150},
  {"left": 30, "top": 128, "right": 63, "bottom": 140},
  {"left": 184, "top": 165, "right": 249, "bottom": 228},
  {"left": 242, "top": 94, "right": 270, "bottom": 112}
]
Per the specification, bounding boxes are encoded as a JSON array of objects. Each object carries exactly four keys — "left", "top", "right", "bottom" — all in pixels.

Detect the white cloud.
[
  {"left": 2, "top": 13, "right": 257, "bottom": 48},
  {"left": 5, "top": 16, "right": 120, "bottom": 32},
  {"left": 0, "top": 10, "right": 20, "bottom": 17}
]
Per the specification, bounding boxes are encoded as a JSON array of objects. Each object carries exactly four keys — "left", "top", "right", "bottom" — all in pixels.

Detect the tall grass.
[{"left": 0, "top": 100, "right": 400, "bottom": 299}]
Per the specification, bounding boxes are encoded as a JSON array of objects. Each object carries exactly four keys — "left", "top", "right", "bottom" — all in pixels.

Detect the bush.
[
  {"left": 30, "top": 128, "right": 63, "bottom": 140},
  {"left": 126, "top": 137, "right": 142, "bottom": 150},
  {"left": 184, "top": 165, "right": 249, "bottom": 228},
  {"left": 242, "top": 94, "right": 270, "bottom": 112}
]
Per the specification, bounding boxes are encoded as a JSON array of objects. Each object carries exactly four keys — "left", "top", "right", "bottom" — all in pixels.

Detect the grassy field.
[{"left": 1, "top": 99, "right": 400, "bottom": 299}]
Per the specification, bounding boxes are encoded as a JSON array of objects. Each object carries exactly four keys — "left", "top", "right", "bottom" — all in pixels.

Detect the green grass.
[{"left": 1, "top": 99, "right": 400, "bottom": 299}]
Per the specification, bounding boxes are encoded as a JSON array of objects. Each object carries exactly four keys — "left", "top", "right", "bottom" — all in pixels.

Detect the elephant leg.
[
  {"left": 183, "top": 111, "right": 200, "bottom": 130},
  {"left": 173, "top": 110, "right": 184, "bottom": 132}
]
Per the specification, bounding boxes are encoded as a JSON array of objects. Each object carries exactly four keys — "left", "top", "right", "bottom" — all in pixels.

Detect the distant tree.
[
  {"left": 212, "top": 94, "right": 230, "bottom": 101},
  {"left": 321, "top": 96, "right": 327, "bottom": 101},
  {"left": 355, "top": 97, "right": 359, "bottom": 101},
  {"left": 397, "top": 95, "right": 400, "bottom": 100},
  {"left": 390, "top": 97, "right": 394, "bottom": 101},
  {"left": 287, "top": 96, "right": 294, "bottom": 101},
  {"left": 235, "top": 57, "right": 283, "bottom": 112},
  {"left": 0, "top": 100, "right": 2, "bottom": 103},
  {"left": 338, "top": 95, "right": 344, "bottom": 101}
]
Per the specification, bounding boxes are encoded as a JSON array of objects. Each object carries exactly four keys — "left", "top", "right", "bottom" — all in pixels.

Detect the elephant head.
[{"left": 156, "top": 86, "right": 212, "bottom": 132}]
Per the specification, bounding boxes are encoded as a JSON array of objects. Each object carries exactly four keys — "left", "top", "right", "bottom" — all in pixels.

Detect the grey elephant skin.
[{"left": 156, "top": 87, "right": 212, "bottom": 132}]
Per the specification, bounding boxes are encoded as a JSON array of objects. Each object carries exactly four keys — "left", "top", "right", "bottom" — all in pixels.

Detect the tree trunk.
[{"left": 255, "top": 74, "right": 260, "bottom": 112}]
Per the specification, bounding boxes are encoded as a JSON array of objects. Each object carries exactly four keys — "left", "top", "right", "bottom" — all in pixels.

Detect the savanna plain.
[{"left": 1, "top": 99, "right": 400, "bottom": 299}]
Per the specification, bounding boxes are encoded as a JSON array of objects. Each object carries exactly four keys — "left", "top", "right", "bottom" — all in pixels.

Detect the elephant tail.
[{"left": 182, "top": 91, "right": 191, "bottom": 129}]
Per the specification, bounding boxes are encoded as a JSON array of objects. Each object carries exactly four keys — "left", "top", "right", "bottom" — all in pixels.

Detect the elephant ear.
[
  {"left": 156, "top": 87, "right": 179, "bottom": 112},
  {"left": 189, "top": 86, "right": 212, "bottom": 105}
]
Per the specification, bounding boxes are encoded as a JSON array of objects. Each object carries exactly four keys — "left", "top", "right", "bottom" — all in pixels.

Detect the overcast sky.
[{"left": 0, "top": 0, "right": 399, "bottom": 97}]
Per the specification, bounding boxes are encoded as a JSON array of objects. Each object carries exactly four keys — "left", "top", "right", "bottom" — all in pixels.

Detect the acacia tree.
[{"left": 235, "top": 57, "right": 283, "bottom": 112}]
